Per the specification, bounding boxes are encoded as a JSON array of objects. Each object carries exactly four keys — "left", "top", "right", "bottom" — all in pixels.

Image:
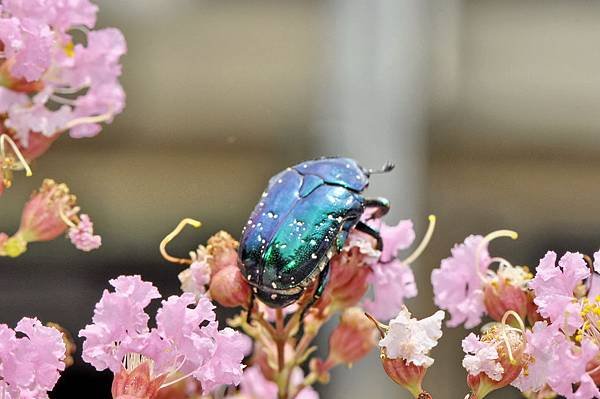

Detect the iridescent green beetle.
[{"left": 239, "top": 157, "right": 393, "bottom": 309}]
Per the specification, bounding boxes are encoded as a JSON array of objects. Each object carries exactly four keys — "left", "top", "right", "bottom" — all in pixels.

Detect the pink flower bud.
[
  {"left": 68, "top": 213, "right": 102, "bottom": 252},
  {"left": 209, "top": 265, "right": 251, "bottom": 308},
  {"left": 111, "top": 362, "right": 167, "bottom": 399},
  {"left": 206, "top": 231, "right": 239, "bottom": 275},
  {"left": 327, "top": 307, "right": 377, "bottom": 366},
  {"left": 483, "top": 279, "right": 529, "bottom": 323}
]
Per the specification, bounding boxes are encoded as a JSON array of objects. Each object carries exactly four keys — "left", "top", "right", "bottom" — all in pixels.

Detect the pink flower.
[
  {"left": 462, "top": 333, "right": 504, "bottom": 381},
  {"left": 432, "top": 235, "right": 490, "bottom": 328},
  {"left": 529, "top": 251, "right": 588, "bottom": 335},
  {"left": 512, "top": 321, "right": 566, "bottom": 393},
  {"left": 378, "top": 220, "right": 416, "bottom": 263},
  {"left": 550, "top": 339, "right": 600, "bottom": 399},
  {"left": 68, "top": 213, "right": 102, "bottom": 251},
  {"left": 0, "top": 0, "right": 126, "bottom": 154},
  {"left": 0, "top": 317, "right": 66, "bottom": 398},
  {"left": 179, "top": 259, "right": 211, "bottom": 298},
  {"left": 364, "top": 259, "right": 417, "bottom": 320},
  {"left": 379, "top": 307, "right": 444, "bottom": 368},
  {"left": 79, "top": 275, "right": 245, "bottom": 396},
  {"left": 237, "top": 367, "right": 278, "bottom": 399}
]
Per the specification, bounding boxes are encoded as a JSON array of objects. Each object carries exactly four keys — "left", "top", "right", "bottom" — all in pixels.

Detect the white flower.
[
  {"left": 461, "top": 333, "right": 504, "bottom": 381},
  {"left": 378, "top": 307, "right": 444, "bottom": 367}
]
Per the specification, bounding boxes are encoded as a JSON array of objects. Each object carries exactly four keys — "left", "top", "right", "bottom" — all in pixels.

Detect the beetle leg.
[
  {"left": 246, "top": 289, "right": 256, "bottom": 324},
  {"left": 364, "top": 197, "right": 390, "bottom": 220},
  {"left": 298, "top": 262, "right": 331, "bottom": 326},
  {"left": 354, "top": 221, "right": 383, "bottom": 250}
]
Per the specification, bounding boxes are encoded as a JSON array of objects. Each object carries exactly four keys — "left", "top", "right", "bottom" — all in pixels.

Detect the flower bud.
[
  {"left": 207, "top": 231, "right": 239, "bottom": 275},
  {"left": 209, "top": 265, "right": 251, "bottom": 308},
  {"left": 111, "top": 361, "right": 167, "bottom": 399},
  {"left": 483, "top": 265, "right": 531, "bottom": 323},
  {"left": 463, "top": 323, "right": 525, "bottom": 399},
  {"left": 327, "top": 307, "right": 377, "bottom": 366},
  {"left": 483, "top": 280, "right": 528, "bottom": 323}
]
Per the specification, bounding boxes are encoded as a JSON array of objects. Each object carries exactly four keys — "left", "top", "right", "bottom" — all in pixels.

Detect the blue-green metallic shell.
[{"left": 239, "top": 157, "right": 368, "bottom": 307}]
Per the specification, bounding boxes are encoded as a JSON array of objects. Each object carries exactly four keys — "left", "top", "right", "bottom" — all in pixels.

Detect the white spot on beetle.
[
  {"left": 310, "top": 240, "right": 316, "bottom": 246},
  {"left": 271, "top": 282, "right": 277, "bottom": 288},
  {"left": 271, "top": 294, "right": 278, "bottom": 300},
  {"left": 311, "top": 253, "right": 317, "bottom": 259}
]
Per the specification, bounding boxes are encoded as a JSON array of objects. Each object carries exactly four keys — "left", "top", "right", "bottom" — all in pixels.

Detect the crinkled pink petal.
[
  {"left": 462, "top": 333, "right": 503, "bottom": 381},
  {"left": 432, "top": 235, "right": 490, "bottom": 328},
  {"left": 68, "top": 213, "right": 102, "bottom": 251},
  {"left": 530, "top": 251, "right": 588, "bottom": 334},
  {"left": 194, "top": 327, "right": 246, "bottom": 392},
  {"left": 379, "top": 220, "right": 416, "bottom": 263},
  {"left": 239, "top": 367, "right": 277, "bottom": 399},
  {"left": 548, "top": 338, "right": 599, "bottom": 399},
  {"left": 10, "top": 18, "right": 53, "bottom": 81},
  {"left": 364, "top": 259, "right": 417, "bottom": 320}
]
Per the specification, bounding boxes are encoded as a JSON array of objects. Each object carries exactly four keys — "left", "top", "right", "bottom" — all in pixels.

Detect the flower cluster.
[
  {"left": 167, "top": 213, "right": 436, "bottom": 399},
  {"left": 79, "top": 275, "right": 247, "bottom": 398},
  {"left": 0, "top": 317, "right": 67, "bottom": 398},
  {"left": 0, "top": 0, "right": 126, "bottom": 158},
  {"left": 435, "top": 230, "right": 600, "bottom": 399},
  {"left": 0, "top": 178, "right": 101, "bottom": 257}
]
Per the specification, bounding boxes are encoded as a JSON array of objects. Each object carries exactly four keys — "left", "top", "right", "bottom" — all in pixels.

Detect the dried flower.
[
  {"left": 327, "top": 307, "right": 377, "bottom": 366},
  {"left": 1, "top": 178, "right": 100, "bottom": 257}
]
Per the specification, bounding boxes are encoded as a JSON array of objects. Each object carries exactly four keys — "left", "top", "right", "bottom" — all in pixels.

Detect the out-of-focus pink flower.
[
  {"left": 432, "top": 235, "right": 490, "bottom": 328},
  {"left": 2, "top": 179, "right": 99, "bottom": 257},
  {"left": 378, "top": 220, "right": 416, "bottom": 263},
  {"left": 0, "top": 0, "right": 126, "bottom": 154},
  {"left": 379, "top": 307, "right": 444, "bottom": 368},
  {"left": 529, "top": 251, "right": 588, "bottom": 335},
  {"left": 79, "top": 275, "right": 245, "bottom": 396},
  {"left": 68, "top": 213, "right": 102, "bottom": 251},
  {"left": 364, "top": 259, "right": 417, "bottom": 320},
  {"left": 0, "top": 317, "right": 66, "bottom": 398},
  {"left": 236, "top": 366, "right": 278, "bottom": 399}
]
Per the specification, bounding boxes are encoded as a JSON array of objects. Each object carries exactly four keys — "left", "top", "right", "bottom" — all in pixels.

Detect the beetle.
[{"left": 238, "top": 157, "right": 394, "bottom": 311}]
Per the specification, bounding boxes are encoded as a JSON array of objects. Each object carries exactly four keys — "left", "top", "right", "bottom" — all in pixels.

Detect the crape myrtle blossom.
[
  {"left": 79, "top": 275, "right": 246, "bottom": 398},
  {"left": 0, "top": 0, "right": 126, "bottom": 163},
  {"left": 462, "top": 314, "right": 526, "bottom": 399},
  {"left": 432, "top": 230, "right": 533, "bottom": 328},
  {"left": 510, "top": 250, "right": 600, "bottom": 399},
  {"left": 366, "top": 307, "right": 444, "bottom": 399},
  {"left": 0, "top": 178, "right": 101, "bottom": 257},
  {"left": 0, "top": 317, "right": 66, "bottom": 398}
]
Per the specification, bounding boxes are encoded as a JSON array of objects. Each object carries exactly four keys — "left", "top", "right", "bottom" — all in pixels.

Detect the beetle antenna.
[
  {"left": 160, "top": 218, "right": 202, "bottom": 265},
  {"left": 367, "top": 161, "right": 395, "bottom": 175}
]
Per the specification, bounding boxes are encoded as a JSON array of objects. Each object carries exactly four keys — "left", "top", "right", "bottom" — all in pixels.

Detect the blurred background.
[{"left": 2, "top": 0, "right": 600, "bottom": 397}]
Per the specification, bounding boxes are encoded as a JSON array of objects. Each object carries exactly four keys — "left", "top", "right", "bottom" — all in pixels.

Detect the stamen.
[
  {"left": 500, "top": 310, "right": 526, "bottom": 365},
  {"left": 58, "top": 206, "right": 77, "bottom": 228},
  {"left": 160, "top": 371, "right": 195, "bottom": 389},
  {"left": 64, "top": 110, "right": 114, "bottom": 130},
  {"left": 160, "top": 218, "right": 202, "bottom": 265},
  {"left": 0, "top": 134, "right": 32, "bottom": 178},
  {"left": 474, "top": 230, "right": 518, "bottom": 283},
  {"left": 403, "top": 215, "right": 436, "bottom": 265},
  {"left": 50, "top": 94, "right": 76, "bottom": 106}
]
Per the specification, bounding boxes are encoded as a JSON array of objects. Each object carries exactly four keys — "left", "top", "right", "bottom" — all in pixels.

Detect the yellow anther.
[{"left": 64, "top": 41, "right": 75, "bottom": 57}]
